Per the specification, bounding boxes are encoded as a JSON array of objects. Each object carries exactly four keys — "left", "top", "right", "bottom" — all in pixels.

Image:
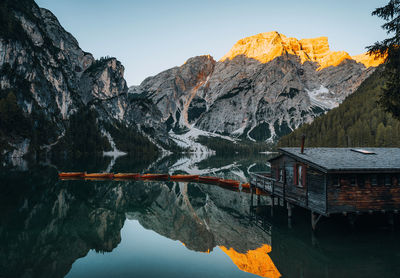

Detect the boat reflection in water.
[{"left": 1, "top": 164, "right": 400, "bottom": 278}]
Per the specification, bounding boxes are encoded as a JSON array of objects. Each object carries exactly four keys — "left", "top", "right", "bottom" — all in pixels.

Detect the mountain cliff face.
[
  {"left": 132, "top": 31, "right": 383, "bottom": 143},
  {"left": 0, "top": 0, "right": 172, "bottom": 159}
]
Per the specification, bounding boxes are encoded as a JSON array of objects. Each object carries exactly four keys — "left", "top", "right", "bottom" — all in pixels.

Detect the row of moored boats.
[{"left": 58, "top": 172, "right": 250, "bottom": 189}]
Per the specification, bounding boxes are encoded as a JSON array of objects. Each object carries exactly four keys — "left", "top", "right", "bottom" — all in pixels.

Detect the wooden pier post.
[
  {"left": 311, "top": 211, "right": 322, "bottom": 231},
  {"left": 287, "top": 202, "right": 293, "bottom": 218},
  {"left": 270, "top": 196, "right": 274, "bottom": 217},
  {"left": 387, "top": 212, "right": 395, "bottom": 230},
  {"left": 287, "top": 202, "right": 293, "bottom": 228},
  {"left": 347, "top": 213, "right": 357, "bottom": 229},
  {"left": 250, "top": 186, "right": 254, "bottom": 207}
]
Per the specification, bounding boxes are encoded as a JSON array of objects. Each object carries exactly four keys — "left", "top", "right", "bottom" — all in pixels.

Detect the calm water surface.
[{"left": 1, "top": 154, "right": 400, "bottom": 278}]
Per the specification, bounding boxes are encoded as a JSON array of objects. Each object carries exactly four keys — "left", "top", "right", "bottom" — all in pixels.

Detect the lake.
[{"left": 1, "top": 153, "right": 400, "bottom": 278}]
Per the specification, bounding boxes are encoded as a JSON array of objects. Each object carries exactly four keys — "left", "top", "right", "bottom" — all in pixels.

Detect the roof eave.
[
  {"left": 278, "top": 148, "right": 329, "bottom": 173},
  {"left": 327, "top": 168, "right": 400, "bottom": 173}
]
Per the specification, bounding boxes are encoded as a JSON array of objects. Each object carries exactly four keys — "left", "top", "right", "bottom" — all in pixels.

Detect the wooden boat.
[
  {"left": 59, "top": 177, "right": 84, "bottom": 181},
  {"left": 114, "top": 173, "right": 140, "bottom": 179},
  {"left": 241, "top": 183, "right": 250, "bottom": 189},
  {"left": 84, "top": 177, "right": 111, "bottom": 181},
  {"left": 58, "top": 172, "right": 85, "bottom": 178},
  {"left": 170, "top": 174, "right": 199, "bottom": 181},
  {"left": 218, "top": 179, "right": 240, "bottom": 187},
  {"left": 198, "top": 176, "right": 220, "bottom": 184},
  {"left": 140, "top": 173, "right": 169, "bottom": 180},
  {"left": 84, "top": 173, "right": 114, "bottom": 179}
]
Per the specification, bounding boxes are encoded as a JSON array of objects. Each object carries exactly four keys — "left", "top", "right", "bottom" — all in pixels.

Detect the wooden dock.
[{"left": 250, "top": 172, "right": 325, "bottom": 230}]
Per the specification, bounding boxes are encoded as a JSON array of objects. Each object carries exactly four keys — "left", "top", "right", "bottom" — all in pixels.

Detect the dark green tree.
[{"left": 368, "top": 0, "right": 400, "bottom": 119}]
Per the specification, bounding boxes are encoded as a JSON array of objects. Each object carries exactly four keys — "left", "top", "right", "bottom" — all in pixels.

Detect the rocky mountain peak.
[
  {"left": 128, "top": 31, "right": 383, "bottom": 145},
  {"left": 220, "top": 31, "right": 385, "bottom": 70},
  {"left": 0, "top": 1, "right": 174, "bottom": 159},
  {"left": 351, "top": 52, "right": 385, "bottom": 68}
]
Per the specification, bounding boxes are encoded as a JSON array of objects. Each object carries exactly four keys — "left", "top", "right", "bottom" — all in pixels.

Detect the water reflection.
[
  {"left": 221, "top": 245, "right": 281, "bottom": 278},
  {"left": 1, "top": 154, "right": 400, "bottom": 278}
]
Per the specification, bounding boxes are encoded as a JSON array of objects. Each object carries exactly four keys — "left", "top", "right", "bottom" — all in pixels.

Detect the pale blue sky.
[{"left": 36, "top": 0, "right": 388, "bottom": 86}]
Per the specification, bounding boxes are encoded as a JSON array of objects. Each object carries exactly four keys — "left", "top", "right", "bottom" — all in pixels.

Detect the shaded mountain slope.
[{"left": 278, "top": 67, "right": 400, "bottom": 147}]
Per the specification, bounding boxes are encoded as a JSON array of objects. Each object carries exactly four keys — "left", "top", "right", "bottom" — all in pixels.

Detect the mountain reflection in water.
[{"left": 1, "top": 154, "right": 400, "bottom": 278}]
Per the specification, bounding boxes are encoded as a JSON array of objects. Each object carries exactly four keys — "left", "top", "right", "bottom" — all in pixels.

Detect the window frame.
[
  {"left": 357, "top": 174, "right": 365, "bottom": 188},
  {"left": 294, "top": 163, "right": 306, "bottom": 188},
  {"left": 384, "top": 175, "right": 392, "bottom": 186},
  {"left": 370, "top": 175, "right": 378, "bottom": 186},
  {"left": 350, "top": 176, "right": 357, "bottom": 186}
]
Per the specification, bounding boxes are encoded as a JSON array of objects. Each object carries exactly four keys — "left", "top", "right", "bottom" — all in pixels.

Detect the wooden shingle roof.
[{"left": 277, "top": 148, "right": 400, "bottom": 173}]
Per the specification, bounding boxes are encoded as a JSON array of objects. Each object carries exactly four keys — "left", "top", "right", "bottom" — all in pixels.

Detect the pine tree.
[
  {"left": 375, "top": 122, "right": 386, "bottom": 146},
  {"left": 277, "top": 69, "right": 400, "bottom": 148},
  {"left": 368, "top": 0, "right": 400, "bottom": 119}
]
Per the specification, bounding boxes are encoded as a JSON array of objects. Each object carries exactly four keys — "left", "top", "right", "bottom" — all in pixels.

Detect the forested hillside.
[{"left": 278, "top": 67, "right": 400, "bottom": 147}]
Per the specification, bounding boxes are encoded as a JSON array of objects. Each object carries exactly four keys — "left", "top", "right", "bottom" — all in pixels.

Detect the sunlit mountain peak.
[{"left": 220, "top": 31, "right": 385, "bottom": 69}]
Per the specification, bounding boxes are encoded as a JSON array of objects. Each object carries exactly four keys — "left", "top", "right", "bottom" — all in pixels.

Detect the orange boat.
[
  {"left": 219, "top": 179, "right": 240, "bottom": 187},
  {"left": 84, "top": 173, "right": 114, "bottom": 179},
  {"left": 58, "top": 172, "right": 85, "bottom": 178},
  {"left": 241, "top": 183, "right": 250, "bottom": 189},
  {"left": 140, "top": 174, "right": 169, "bottom": 180},
  {"left": 59, "top": 177, "right": 85, "bottom": 181},
  {"left": 170, "top": 174, "right": 199, "bottom": 181},
  {"left": 198, "top": 176, "right": 220, "bottom": 184},
  {"left": 114, "top": 173, "right": 140, "bottom": 179}
]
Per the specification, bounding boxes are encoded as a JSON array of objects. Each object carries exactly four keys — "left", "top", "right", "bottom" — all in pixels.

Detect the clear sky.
[{"left": 36, "top": 0, "right": 388, "bottom": 86}]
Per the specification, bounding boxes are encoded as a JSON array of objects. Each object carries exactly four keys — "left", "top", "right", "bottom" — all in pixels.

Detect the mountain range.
[{"left": 0, "top": 0, "right": 385, "bottom": 160}]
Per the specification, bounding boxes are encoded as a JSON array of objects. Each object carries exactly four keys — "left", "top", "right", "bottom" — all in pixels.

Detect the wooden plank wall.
[
  {"left": 307, "top": 168, "right": 326, "bottom": 213},
  {"left": 328, "top": 175, "right": 400, "bottom": 213}
]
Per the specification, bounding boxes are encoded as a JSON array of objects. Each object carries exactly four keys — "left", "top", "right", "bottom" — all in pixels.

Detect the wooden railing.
[
  {"left": 251, "top": 173, "right": 313, "bottom": 212},
  {"left": 251, "top": 173, "right": 275, "bottom": 193},
  {"left": 250, "top": 173, "right": 287, "bottom": 200}
]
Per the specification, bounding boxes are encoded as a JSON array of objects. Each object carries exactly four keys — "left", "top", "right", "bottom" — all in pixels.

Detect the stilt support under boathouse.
[{"left": 250, "top": 147, "right": 400, "bottom": 231}]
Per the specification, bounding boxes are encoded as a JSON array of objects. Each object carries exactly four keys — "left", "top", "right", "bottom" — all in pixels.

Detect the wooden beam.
[{"left": 311, "top": 211, "right": 322, "bottom": 231}]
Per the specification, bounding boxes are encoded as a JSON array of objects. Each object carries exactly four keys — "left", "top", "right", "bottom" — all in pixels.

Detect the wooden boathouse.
[{"left": 250, "top": 147, "right": 400, "bottom": 229}]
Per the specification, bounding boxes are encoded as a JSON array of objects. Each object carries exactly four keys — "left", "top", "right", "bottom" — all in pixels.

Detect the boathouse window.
[
  {"left": 385, "top": 175, "right": 392, "bottom": 186},
  {"left": 295, "top": 164, "right": 305, "bottom": 187},
  {"left": 340, "top": 177, "right": 348, "bottom": 186},
  {"left": 350, "top": 176, "right": 356, "bottom": 186},
  {"left": 371, "top": 175, "right": 378, "bottom": 186},
  {"left": 331, "top": 175, "right": 340, "bottom": 187},
  {"left": 393, "top": 175, "right": 399, "bottom": 186},
  {"left": 358, "top": 175, "right": 365, "bottom": 187},
  {"left": 285, "top": 166, "right": 293, "bottom": 185},
  {"left": 378, "top": 174, "right": 385, "bottom": 186}
]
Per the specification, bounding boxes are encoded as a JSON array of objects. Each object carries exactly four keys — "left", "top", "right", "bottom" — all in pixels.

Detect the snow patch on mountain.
[{"left": 306, "top": 85, "right": 339, "bottom": 110}]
